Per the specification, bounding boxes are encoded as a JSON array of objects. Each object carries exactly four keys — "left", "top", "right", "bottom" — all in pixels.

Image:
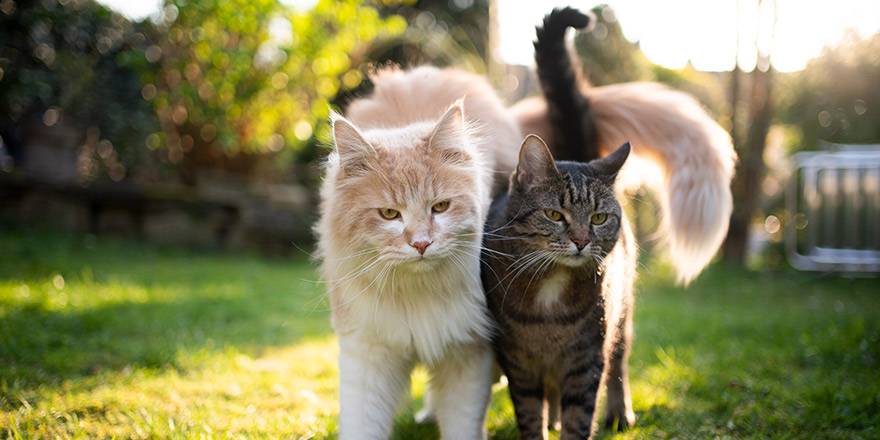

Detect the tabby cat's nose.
[
  {"left": 411, "top": 241, "right": 432, "bottom": 255},
  {"left": 571, "top": 238, "right": 590, "bottom": 251}
]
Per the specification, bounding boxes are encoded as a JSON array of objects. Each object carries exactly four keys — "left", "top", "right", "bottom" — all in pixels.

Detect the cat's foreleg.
[
  {"left": 603, "top": 299, "right": 635, "bottom": 430},
  {"left": 558, "top": 351, "right": 604, "bottom": 440},
  {"left": 502, "top": 358, "right": 548, "bottom": 440},
  {"left": 337, "top": 334, "right": 413, "bottom": 440},
  {"left": 428, "top": 340, "right": 494, "bottom": 440},
  {"left": 544, "top": 380, "right": 561, "bottom": 432}
]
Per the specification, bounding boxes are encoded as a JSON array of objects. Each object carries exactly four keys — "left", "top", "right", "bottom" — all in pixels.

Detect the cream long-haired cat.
[{"left": 316, "top": 66, "right": 520, "bottom": 439}]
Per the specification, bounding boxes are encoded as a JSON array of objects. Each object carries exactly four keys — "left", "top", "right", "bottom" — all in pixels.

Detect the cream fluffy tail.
[{"left": 514, "top": 82, "right": 737, "bottom": 283}]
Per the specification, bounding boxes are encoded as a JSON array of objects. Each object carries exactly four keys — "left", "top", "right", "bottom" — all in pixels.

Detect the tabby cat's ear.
[
  {"left": 514, "top": 135, "right": 559, "bottom": 188},
  {"left": 590, "top": 142, "right": 630, "bottom": 184},
  {"left": 427, "top": 101, "right": 470, "bottom": 161},
  {"left": 331, "top": 111, "right": 374, "bottom": 170}
]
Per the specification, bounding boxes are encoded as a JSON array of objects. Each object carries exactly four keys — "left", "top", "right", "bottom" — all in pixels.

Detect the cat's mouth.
[
  {"left": 394, "top": 253, "right": 443, "bottom": 271},
  {"left": 555, "top": 250, "right": 595, "bottom": 268}
]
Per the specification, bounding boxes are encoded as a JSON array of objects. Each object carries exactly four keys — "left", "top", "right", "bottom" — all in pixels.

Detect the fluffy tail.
[
  {"left": 533, "top": 7, "right": 599, "bottom": 163},
  {"left": 517, "top": 6, "right": 737, "bottom": 283},
  {"left": 589, "top": 82, "right": 736, "bottom": 284}
]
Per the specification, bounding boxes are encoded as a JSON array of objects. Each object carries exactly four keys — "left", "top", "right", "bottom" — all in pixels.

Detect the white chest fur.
[
  {"left": 535, "top": 269, "right": 571, "bottom": 310},
  {"left": 332, "top": 254, "right": 491, "bottom": 366}
]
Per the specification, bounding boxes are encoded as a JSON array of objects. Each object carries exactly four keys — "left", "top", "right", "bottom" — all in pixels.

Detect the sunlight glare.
[{"left": 498, "top": 0, "right": 880, "bottom": 72}]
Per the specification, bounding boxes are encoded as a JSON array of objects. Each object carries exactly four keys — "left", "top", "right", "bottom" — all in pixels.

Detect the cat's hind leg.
[
  {"left": 602, "top": 301, "right": 635, "bottom": 430},
  {"left": 428, "top": 341, "right": 494, "bottom": 440},
  {"left": 337, "top": 335, "right": 414, "bottom": 440},
  {"left": 544, "top": 379, "right": 561, "bottom": 432}
]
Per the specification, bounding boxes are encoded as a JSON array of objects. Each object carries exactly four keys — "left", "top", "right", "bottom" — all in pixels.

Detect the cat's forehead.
[
  {"left": 354, "top": 156, "right": 474, "bottom": 206},
  {"left": 361, "top": 122, "right": 434, "bottom": 150},
  {"left": 523, "top": 165, "right": 614, "bottom": 207}
]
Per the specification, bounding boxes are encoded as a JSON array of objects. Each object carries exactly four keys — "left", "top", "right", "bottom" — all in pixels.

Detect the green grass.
[{"left": 1, "top": 225, "right": 878, "bottom": 439}]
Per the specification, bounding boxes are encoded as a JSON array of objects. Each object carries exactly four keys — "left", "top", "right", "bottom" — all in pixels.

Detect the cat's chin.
[
  {"left": 394, "top": 255, "right": 444, "bottom": 272},
  {"left": 555, "top": 254, "right": 596, "bottom": 269}
]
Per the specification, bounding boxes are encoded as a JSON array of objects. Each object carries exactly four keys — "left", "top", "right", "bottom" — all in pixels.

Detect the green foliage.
[
  {"left": 0, "top": 0, "right": 160, "bottom": 182},
  {"left": 777, "top": 32, "right": 880, "bottom": 150},
  {"left": 374, "top": 0, "right": 489, "bottom": 71},
  {"left": 1, "top": 0, "right": 408, "bottom": 184},
  {"left": 144, "top": 0, "right": 407, "bottom": 162},
  {"left": 2, "top": 226, "right": 879, "bottom": 438},
  {"left": 572, "top": 5, "right": 728, "bottom": 119},
  {"left": 574, "top": 5, "right": 653, "bottom": 86}
]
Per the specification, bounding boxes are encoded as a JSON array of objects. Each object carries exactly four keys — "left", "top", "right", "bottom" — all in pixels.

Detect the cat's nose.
[
  {"left": 411, "top": 240, "right": 432, "bottom": 255},
  {"left": 571, "top": 238, "right": 590, "bottom": 251}
]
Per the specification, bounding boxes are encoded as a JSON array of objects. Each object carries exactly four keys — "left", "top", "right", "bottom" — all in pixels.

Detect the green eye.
[
  {"left": 591, "top": 213, "right": 608, "bottom": 225},
  {"left": 432, "top": 200, "right": 450, "bottom": 213},
  {"left": 544, "top": 210, "right": 562, "bottom": 222},
  {"left": 379, "top": 208, "right": 400, "bottom": 220}
]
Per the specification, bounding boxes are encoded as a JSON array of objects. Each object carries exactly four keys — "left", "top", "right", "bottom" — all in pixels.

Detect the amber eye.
[
  {"left": 544, "top": 210, "right": 562, "bottom": 222},
  {"left": 379, "top": 208, "right": 400, "bottom": 220},
  {"left": 591, "top": 213, "right": 608, "bottom": 225},
  {"left": 432, "top": 200, "right": 450, "bottom": 213}
]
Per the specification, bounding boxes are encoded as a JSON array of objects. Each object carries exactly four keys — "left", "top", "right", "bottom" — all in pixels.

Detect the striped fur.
[
  {"left": 482, "top": 136, "right": 636, "bottom": 439},
  {"left": 513, "top": 7, "right": 737, "bottom": 284}
]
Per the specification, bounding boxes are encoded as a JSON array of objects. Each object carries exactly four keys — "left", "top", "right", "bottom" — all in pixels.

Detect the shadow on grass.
[{"left": 0, "top": 225, "right": 333, "bottom": 389}]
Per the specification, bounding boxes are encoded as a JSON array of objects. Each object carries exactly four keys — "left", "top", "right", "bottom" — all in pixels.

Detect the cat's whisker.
[
  {"left": 333, "top": 259, "right": 393, "bottom": 311},
  {"left": 459, "top": 241, "right": 515, "bottom": 260},
  {"left": 497, "top": 251, "right": 547, "bottom": 309},
  {"left": 318, "top": 255, "right": 393, "bottom": 312},
  {"left": 502, "top": 250, "right": 553, "bottom": 297},
  {"left": 303, "top": 255, "right": 385, "bottom": 314}
]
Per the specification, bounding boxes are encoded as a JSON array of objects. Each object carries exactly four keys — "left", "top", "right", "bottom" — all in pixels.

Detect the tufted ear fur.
[
  {"left": 513, "top": 134, "right": 559, "bottom": 188},
  {"left": 331, "top": 111, "right": 374, "bottom": 171},
  {"left": 589, "top": 142, "right": 630, "bottom": 184},
  {"left": 426, "top": 100, "right": 474, "bottom": 166}
]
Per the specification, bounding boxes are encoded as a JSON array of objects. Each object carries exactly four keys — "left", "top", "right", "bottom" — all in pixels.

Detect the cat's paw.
[
  {"left": 414, "top": 407, "right": 437, "bottom": 425},
  {"left": 603, "top": 412, "right": 635, "bottom": 432}
]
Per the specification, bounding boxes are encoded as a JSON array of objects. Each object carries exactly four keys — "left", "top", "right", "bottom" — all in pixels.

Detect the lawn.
[{"left": 1, "top": 225, "right": 878, "bottom": 439}]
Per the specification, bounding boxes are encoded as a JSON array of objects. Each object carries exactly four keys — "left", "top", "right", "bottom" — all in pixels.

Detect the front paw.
[
  {"left": 414, "top": 407, "right": 437, "bottom": 424},
  {"left": 603, "top": 412, "right": 635, "bottom": 431}
]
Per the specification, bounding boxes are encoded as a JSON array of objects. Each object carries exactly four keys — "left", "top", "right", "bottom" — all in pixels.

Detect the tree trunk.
[{"left": 722, "top": 64, "right": 773, "bottom": 262}]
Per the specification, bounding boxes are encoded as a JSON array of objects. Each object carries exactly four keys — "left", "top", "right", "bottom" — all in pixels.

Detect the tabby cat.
[
  {"left": 481, "top": 7, "right": 736, "bottom": 438},
  {"left": 482, "top": 135, "right": 635, "bottom": 439},
  {"left": 512, "top": 7, "right": 737, "bottom": 284},
  {"left": 316, "top": 65, "right": 520, "bottom": 440}
]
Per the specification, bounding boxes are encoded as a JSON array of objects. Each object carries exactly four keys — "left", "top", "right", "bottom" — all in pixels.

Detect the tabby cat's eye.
[
  {"left": 544, "top": 210, "right": 562, "bottom": 222},
  {"left": 379, "top": 208, "right": 400, "bottom": 220},
  {"left": 432, "top": 200, "right": 450, "bottom": 213},
  {"left": 591, "top": 213, "right": 608, "bottom": 225}
]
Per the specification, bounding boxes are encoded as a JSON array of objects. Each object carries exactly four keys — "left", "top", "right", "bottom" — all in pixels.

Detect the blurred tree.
[
  {"left": 572, "top": 5, "right": 727, "bottom": 117},
  {"left": 333, "top": 0, "right": 491, "bottom": 112},
  {"left": 573, "top": 4, "right": 652, "bottom": 86},
  {"left": 377, "top": 0, "right": 489, "bottom": 70},
  {"left": 0, "top": 0, "right": 159, "bottom": 183},
  {"left": 777, "top": 31, "right": 880, "bottom": 149},
  {"left": 722, "top": 0, "right": 777, "bottom": 264},
  {"left": 143, "top": 0, "right": 407, "bottom": 183}
]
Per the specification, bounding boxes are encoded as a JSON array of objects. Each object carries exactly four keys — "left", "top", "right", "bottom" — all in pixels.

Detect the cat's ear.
[
  {"left": 427, "top": 101, "right": 469, "bottom": 160},
  {"left": 331, "top": 111, "right": 374, "bottom": 170},
  {"left": 514, "top": 135, "right": 559, "bottom": 188},
  {"left": 590, "top": 142, "right": 630, "bottom": 184}
]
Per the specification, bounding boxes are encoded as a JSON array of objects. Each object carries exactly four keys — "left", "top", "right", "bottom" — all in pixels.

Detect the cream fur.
[
  {"left": 512, "top": 82, "right": 737, "bottom": 283},
  {"left": 317, "top": 66, "right": 522, "bottom": 439}
]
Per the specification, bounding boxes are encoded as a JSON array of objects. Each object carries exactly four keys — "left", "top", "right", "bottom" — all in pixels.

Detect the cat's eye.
[
  {"left": 432, "top": 200, "right": 450, "bottom": 213},
  {"left": 379, "top": 208, "right": 400, "bottom": 220},
  {"left": 591, "top": 213, "right": 608, "bottom": 225},
  {"left": 544, "top": 210, "right": 562, "bottom": 222}
]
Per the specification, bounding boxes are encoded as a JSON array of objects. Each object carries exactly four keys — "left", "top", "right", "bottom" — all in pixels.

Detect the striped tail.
[
  {"left": 533, "top": 7, "right": 599, "bottom": 163},
  {"left": 517, "top": 8, "right": 737, "bottom": 284}
]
